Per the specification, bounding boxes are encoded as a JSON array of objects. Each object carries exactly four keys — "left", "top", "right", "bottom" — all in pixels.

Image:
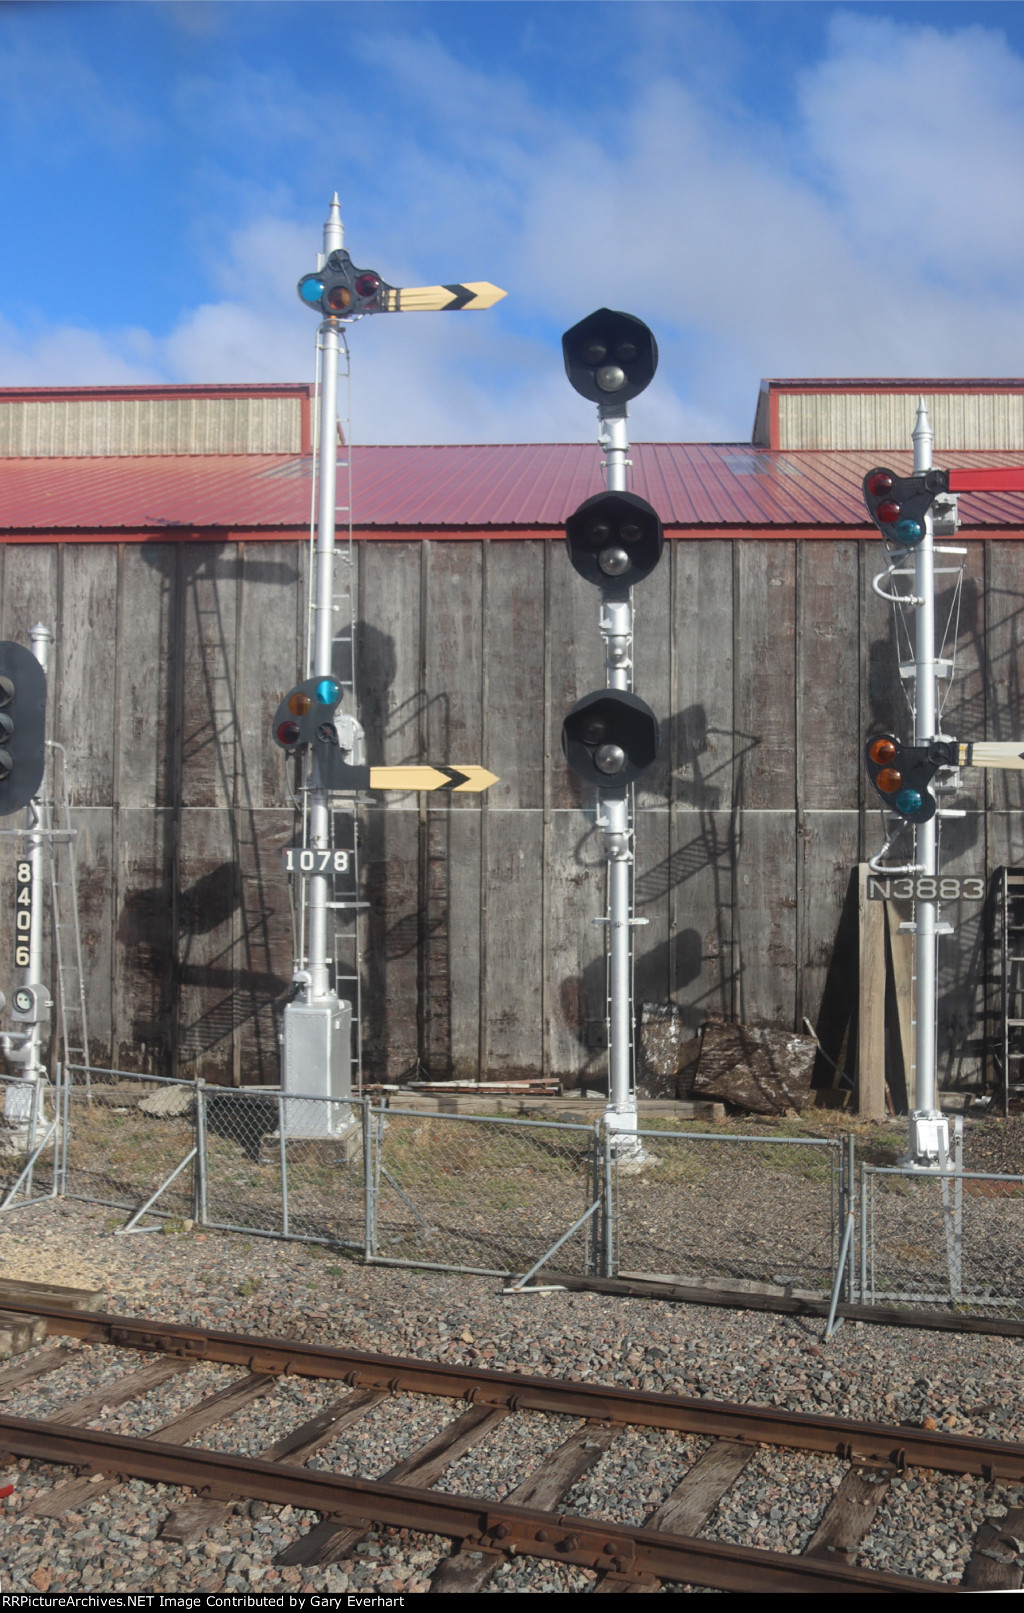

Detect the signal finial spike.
[
  {"left": 323, "top": 193, "right": 344, "bottom": 256},
  {"left": 912, "top": 396, "right": 933, "bottom": 473}
]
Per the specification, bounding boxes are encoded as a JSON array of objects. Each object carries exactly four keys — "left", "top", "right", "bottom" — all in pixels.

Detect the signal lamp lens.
[
  {"left": 896, "top": 518, "right": 923, "bottom": 545},
  {"left": 581, "top": 717, "right": 608, "bottom": 745},
  {"left": 619, "top": 522, "right": 642, "bottom": 545},
  {"left": 595, "top": 743, "right": 627, "bottom": 774},
  {"left": 316, "top": 677, "right": 341, "bottom": 705},
  {"left": 582, "top": 341, "right": 607, "bottom": 365},
  {"left": 0, "top": 714, "right": 13, "bottom": 741},
  {"left": 0, "top": 676, "right": 13, "bottom": 708},
  {"left": 876, "top": 767, "right": 903, "bottom": 793},
  {"left": 868, "top": 737, "right": 899, "bottom": 766},
  {"left": 896, "top": 787, "right": 924, "bottom": 816},
  {"left": 586, "top": 521, "right": 613, "bottom": 548},
  {"left": 876, "top": 500, "right": 901, "bottom": 524},
  {"left": 287, "top": 692, "right": 311, "bottom": 717},
  {"left": 867, "top": 472, "right": 894, "bottom": 496},
  {"left": 598, "top": 547, "right": 631, "bottom": 576},
  {"left": 596, "top": 364, "right": 627, "bottom": 392},
  {"left": 0, "top": 748, "right": 10, "bottom": 779},
  {"left": 277, "top": 720, "right": 301, "bottom": 747},
  {"left": 327, "top": 285, "right": 352, "bottom": 311},
  {"left": 299, "top": 277, "right": 324, "bottom": 305},
  {"left": 615, "top": 341, "right": 638, "bottom": 363},
  {"left": 355, "top": 273, "right": 380, "bottom": 297}
]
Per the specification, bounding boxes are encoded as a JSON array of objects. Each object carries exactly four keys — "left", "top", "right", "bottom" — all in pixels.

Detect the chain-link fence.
[
  {"left": 198, "top": 1086, "right": 365, "bottom": 1250},
  {"left": 366, "top": 1106, "right": 602, "bottom": 1278},
  {"left": 60, "top": 1066, "right": 196, "bottom": 1229},
  {"left": 19, "top": 1068, "right": 1024, "bottom": 1322},
  {"left": 0, "top": 1067, "right": 60, "bottom": 1210},
  {"left": 858, "top": 1163, "right": 1024, "bottom": 1319},
  {"left": 609, "top": 1128, "right": 845, "bottom": 1296}
]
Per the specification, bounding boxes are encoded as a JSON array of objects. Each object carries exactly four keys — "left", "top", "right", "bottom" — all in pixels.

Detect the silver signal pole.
[
  {"left": 597, "top": 406, "right": 639, "bottom": 1155},
  {"left": 307, "top": 194, "right": 343, "bottom": 1006},
  {"left": 279, "top": 196, "right": 360, "bottom": 1133},
  {"left": 906, "top": 400, "right": 950, "bottom": 1167}
]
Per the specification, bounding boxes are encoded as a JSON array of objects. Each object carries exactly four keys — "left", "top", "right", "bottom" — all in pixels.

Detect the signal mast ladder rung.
[
  {"left": 997, "top": 868, "right": 1024, "bottom": 1113},
  {"left": 40, "top": 748, "right": 91, "bottom": 1074}
]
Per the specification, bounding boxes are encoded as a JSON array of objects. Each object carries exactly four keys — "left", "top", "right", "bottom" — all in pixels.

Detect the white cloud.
[{"left": 10, "top": 11, "right": 1024, "bottom": 443}]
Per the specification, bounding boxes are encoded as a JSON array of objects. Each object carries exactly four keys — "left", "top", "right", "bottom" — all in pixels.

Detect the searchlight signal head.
[
  {"left": 565, "top": 490, "right": 664, "bottom": 600},
  {"left": 561, "top": 309, "right": 658, "bottom": 406}
]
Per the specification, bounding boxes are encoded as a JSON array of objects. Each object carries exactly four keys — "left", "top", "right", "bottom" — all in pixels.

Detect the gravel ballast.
[{"left": 2, "top": 1197, "right": 1024, "bottom": 1592}]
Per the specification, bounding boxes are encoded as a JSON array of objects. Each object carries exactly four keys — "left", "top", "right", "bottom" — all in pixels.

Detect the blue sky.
[{"left": 4, "top": 1, "right": 1024, "bottom": 443}]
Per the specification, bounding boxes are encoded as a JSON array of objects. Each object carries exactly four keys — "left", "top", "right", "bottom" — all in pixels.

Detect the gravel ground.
[{"left": 2, "top": 1197, "right": 1024, "bottom": 1593}]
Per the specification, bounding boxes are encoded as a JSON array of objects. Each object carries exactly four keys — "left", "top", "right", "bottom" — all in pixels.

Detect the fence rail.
[{"left": 3, "top": 1064, "right": 1024, "bottom": 1326}]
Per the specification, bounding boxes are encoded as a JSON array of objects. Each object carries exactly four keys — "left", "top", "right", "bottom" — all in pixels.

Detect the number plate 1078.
[
  {"left": 867, "top": 875, "right": 984, "bottom": 902},
  {"left": 282, "top": 847, "right": 351, "bottom": 875}
]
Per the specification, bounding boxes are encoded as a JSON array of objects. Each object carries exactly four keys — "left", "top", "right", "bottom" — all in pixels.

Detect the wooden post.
[{"left": 857, "top": 864, "right": 887, "bottom": 1118}]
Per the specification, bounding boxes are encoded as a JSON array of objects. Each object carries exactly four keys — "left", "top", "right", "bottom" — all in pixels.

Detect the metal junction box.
[{"left": 280, "top": 994, "right": 352, "bottom": 1137}]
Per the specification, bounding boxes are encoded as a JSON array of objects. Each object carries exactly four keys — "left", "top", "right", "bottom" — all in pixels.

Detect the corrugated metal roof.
[{"left": 2, "top": 443, "right": 1024, "bottom": 534}]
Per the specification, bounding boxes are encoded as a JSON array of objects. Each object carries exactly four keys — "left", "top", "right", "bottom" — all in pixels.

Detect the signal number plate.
[
  {"left": 867, "top": 875, "right": 984, "bottom": 903},
  {"left": 282, "top": 847, "right": 350, "bottom": 876}
]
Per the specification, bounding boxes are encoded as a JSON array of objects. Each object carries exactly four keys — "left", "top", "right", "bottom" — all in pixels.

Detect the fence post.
[
  {"left": 194, "top": 1080, "right": 208, "bottom": 1227},
  {"left": 363, "top": 1099, "right": 375, "bottom": 1260},
  {"left": 278, "top": 1091, "right": 289, "bottom": 1238}
]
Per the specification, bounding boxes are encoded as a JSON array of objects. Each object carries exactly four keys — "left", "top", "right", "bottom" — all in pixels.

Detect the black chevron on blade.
[
  {"left": 436, "top": 767, "right": 469, "bottom": 790},
  {"left": 442, "top": 284, "right": 474, "bottom": 310}
]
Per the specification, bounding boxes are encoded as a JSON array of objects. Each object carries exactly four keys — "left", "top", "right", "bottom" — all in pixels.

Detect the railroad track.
[{"left": 1, "top": 1304, "right": 1022, "bottom": 1593}]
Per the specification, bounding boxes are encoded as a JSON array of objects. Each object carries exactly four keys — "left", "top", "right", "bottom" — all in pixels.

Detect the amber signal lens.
[
  {"left": 876, "top": 767, "right": 903, "bottom": 793},
  {"left": 868, "top": 737, "right": 899, "bottom": 766}
]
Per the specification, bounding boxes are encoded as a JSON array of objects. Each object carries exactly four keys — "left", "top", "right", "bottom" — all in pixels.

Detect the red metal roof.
[{"left": 3, "top": 443, "right": 1024, "bottom": 537}]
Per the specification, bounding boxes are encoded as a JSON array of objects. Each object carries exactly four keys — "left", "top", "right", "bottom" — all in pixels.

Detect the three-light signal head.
[
  {"left": 0, "top": 642, "right": 46, "bottom": 818},
  {"left": 862, "top": 466, "right": 950, "bottom": 547},
  {"left": 298, "top": 250, "right": 388, "bottom": 320},
  {"left": 864, "top": 732, "right": 957, "bottom": 823},
  {"left": 273, "top": 676, "right": 342, "bottom": 752}
]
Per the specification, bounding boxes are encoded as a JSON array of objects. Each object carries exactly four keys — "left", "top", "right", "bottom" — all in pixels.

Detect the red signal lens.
[
  {"left": 355, "top": 273, "right": 380, "bottom": 297},
  {"left": 867, "top": 472, "right": 894, "bottom": 497},
  {"left": 868, "top": 737, "right": 899, "bottom": 766},
  {"left": 875, "top": 500, "right": 900, "bottom": 524},
  {"left": 876, "top": 767, "right": 903, "bottom": 793},
  {"left": 276, "top": 720, "right": 301, "bottom": 747}
]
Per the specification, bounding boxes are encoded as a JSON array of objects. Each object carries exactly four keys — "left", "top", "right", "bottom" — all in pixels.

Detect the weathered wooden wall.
[{"left": 1, "top": 534, "right": 1021, "bottom": 1090}]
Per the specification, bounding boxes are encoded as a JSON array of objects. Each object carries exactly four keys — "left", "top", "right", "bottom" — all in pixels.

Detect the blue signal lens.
[
  {"left": 316, "top": 678, "right": 340, "bottom": 706},
  {"left": 896, "top": 787, "right": 924, "bottom": 816},
  {"left": 895, "top": 518, "right": 924, "bottom": 545},
  {"left": 299, "top": 277, "right": 325, "bottom": 305}
]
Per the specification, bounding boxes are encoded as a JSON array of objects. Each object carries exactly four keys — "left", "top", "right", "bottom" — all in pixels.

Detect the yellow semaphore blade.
[
  {"left": 368, "top": 764, "right": 498, "bottom": 793},
  {"left": 960, "top": 741, "right": 1024, "bottom": 771},
  {"left": 380, "top": 282, "right": 506, "bottom": 313}
]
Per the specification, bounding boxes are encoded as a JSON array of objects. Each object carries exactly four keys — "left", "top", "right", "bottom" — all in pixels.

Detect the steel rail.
[
  {"left": 0, "top": 1413, "right": 951, "bottom": 1594},
  {"left": 14, "top": 1303, "right": 1024, "bottom": 1483}
]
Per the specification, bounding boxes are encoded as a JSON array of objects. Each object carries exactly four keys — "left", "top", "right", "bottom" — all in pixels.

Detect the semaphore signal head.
[
  {"left": 864, "top": 732, "right": 957, "bottom": 823},
  {"left": 298, "top": 250, "right": 388, "bottom": 320},
  {"left": 863, "top": 466, "right": 950, "bottom": 547}
]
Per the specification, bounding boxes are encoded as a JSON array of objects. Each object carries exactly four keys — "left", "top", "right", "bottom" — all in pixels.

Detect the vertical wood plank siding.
[{"left": 0, "top": 534, "right": 1018, "bottom": 1089}]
